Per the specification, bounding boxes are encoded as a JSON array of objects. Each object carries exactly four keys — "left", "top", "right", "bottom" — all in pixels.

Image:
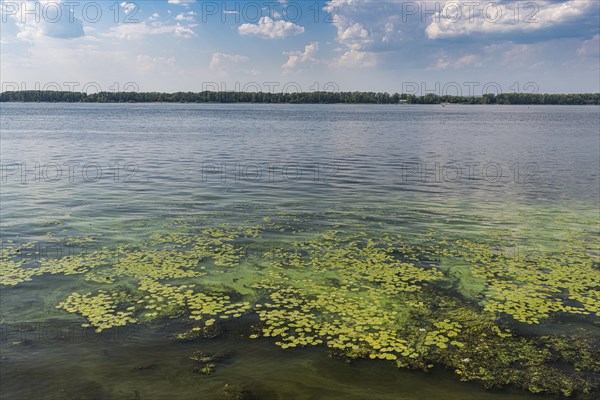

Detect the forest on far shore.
[{"left": 1, "top": 91, "right": 599, "bottom": 105}]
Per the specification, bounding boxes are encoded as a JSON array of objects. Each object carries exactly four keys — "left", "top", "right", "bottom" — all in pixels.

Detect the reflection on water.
[{"left": 1, "top": 104, "right": 599, "bottom": 399}]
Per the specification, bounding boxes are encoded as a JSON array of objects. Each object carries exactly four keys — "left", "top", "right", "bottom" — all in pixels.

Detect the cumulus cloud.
[
  {"left": 105, "top": 22, "right": 196, "bottom": 40},
  {"left": 476, "top": 42, "right": 546, "bottom": 70},
  {"left": 282, "top": 42, "right": 319, "bottom": 70},
  {"left": 120, "top": 2, "right": 136, "bottom": 15},
  {"left": 500, "top": 43, "right": 544, "bottom": 67},
  {"left": 168, "top": 0, "right": 195, "bottom": 5},
  {"left": 432, "top": 53, "right": 481, "bottom": 70},
  {"left": 324, "top": 1, "right": 373, "bottom": 50},
  {"left": 426, "top": 0, "right": 596, "bottom": 39},
  {"left": 323, "top": 1, "right": 385, "bottom": 68},
  {"left": 337, "top": 22, "right": 372, "bottom": 50},
  {"left": 209, "top": 53, "right": 249, "bottom": 71},
  {"left": 4, "top": 0, "right": 84, "bottom": 41},
  {"left": 175, "top": 11, "right": 196, "bottom": 22},
  {"left": 382, "top": 22, "right": 396, "bottom": 43},
  {"left": 323, "top": 0, "right": 409, "bottom": 48},
  {"left": 238, "top": 16, "right": 304, "bottom": 39},
  {"left": 333, "top": 50, "right": 377, "bottom": 68},
  {"left": 137, "top": 55, "right": 176, "bottom": 71},
  {"left": 577, "top": 34, "right": 600, "bottom": 57}
]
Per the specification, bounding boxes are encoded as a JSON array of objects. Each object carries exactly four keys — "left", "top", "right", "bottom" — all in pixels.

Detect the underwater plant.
[{"left": 1, "top": 215, "right": 598, "bottom": 397}]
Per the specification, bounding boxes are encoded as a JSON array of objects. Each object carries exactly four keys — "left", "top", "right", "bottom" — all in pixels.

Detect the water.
[{"left": 1, "top": 103, "right": 599, "bottom": 399}]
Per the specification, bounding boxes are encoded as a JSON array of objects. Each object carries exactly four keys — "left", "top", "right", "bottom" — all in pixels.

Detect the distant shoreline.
[{"left": 1, "top": 91, "right": 599, "bottom": 105}]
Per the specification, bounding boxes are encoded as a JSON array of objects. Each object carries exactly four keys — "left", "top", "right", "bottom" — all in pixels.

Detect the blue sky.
[{"left": 1, "top": 0, "right": 599, "bottom": 94}]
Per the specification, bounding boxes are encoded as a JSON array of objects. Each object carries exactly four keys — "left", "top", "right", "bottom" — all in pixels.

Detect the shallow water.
[{"left": 1, "top": 104, "right": 599, "bottom": 399}]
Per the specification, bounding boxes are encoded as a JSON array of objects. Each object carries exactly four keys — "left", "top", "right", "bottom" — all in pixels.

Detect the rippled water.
[{"left": 1, "top": 103, "right": 599, "bottom": 399}]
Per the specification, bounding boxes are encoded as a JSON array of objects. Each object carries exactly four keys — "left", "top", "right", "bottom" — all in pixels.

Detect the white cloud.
[
  {"left": 426, "top": 0, "right": 596, "bottom": 39},
  {"left": 382, "top": 22, "right": 396, "bottom": 43},
  {"left": 171, "top": 24, "right": 197, "bottom": 39},
  {"left": 432, "top": 53, "right": 481, "bottom": 70},
  {"left": 1, "top": 40, "right": 135, "bottom": 89},
  {"left": 487, "top": 42, "right": 548, "bottom": 70},
  {"left": 120, "top": 2, "right": 136, "bottom": 15},
  {"left": 324, "top": 1, "right": 373, "bottom": 50},
  {"left": 238, "top": 16, "right": 304, "bottom": 39},
  {"left": 168, "top": 0, "right": 195, "bottom": 5},
  {"left": 282, "top": 42, "right": 319, "bottom": 70},
  {"left": 105, "top": 22, "right": 196, "bottom": 40},
  {"left": 338, "top": 22, "right": 372, "bottom": 50},
  {"left": 5, "top": 0, "right": 84, "bottom": 41},
  {"left": 175, "top": 11, "right": 196, "bottom": 22},
  {"left": 137, "top": 55, "right": 176, "bottom": 72},
  {"left": 455, "top": 54, "right": 480, "bottom": 68},
  {"left": 502, "top": 44, "right": 536, "bottom": 65},
  {"left": 209, "top": 53, "right": 249, "bottom": 71},
  {"left": 333, "top": 50, "right": 377, "bottom": 68},
  {"left": 322, "top": 0, "right": 387, "bottom": 68},
  {"left": 577, "top": 34, "right": 600, "bottom": 57}
]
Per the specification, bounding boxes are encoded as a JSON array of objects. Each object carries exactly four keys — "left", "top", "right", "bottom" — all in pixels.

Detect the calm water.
[{"left": 1, "top": 103, "right": 599, "bottom": 399}]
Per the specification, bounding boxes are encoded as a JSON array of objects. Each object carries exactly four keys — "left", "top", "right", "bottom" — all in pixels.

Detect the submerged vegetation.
[
  {"left": 1, "top": 90, "right": 599, "bottom": 105},
  {"left": 1, "top": 212, "right": 599, "bottom": 397}
]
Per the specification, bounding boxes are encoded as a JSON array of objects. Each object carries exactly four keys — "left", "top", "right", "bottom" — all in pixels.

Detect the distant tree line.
[{"left": 1, "top": 91, "right": 599, "bottom": 105}]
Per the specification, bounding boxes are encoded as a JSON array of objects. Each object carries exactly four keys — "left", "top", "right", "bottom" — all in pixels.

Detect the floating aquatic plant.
[
  {"left": 57, "top": 290, "right": 137, "bottom": 332},
  {"left": 2, "top": 215, "right": 598, "bottom": 397},
  {"left": 431, "top": 236, "right": 600, "bottom": 324},
  {"left": 0, "top": 242, "right": 37, "bottom": 286}
]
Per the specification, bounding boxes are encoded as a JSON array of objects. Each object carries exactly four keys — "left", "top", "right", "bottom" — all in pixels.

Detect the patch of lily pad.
[{"left": 1, "top": 215, "right": 598, "bottom": 397}]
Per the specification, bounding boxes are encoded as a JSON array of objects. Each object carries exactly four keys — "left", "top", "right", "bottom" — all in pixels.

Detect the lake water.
[{"left": 1, "top": 103, "right": 599, "bottom": 399}]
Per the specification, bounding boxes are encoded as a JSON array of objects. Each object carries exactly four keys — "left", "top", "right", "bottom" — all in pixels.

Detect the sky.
[{"left": 1, "top": 0, "right": 599, "bottom": 95}]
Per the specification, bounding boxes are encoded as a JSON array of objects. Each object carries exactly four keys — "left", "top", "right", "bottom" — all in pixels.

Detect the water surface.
[{"left": 1, "top": 104, "right": 599, "bottom": 399}]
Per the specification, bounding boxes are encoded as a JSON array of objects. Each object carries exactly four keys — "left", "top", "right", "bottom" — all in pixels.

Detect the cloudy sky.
[{"left": 1, "top": 0, "right": 599, "bottom": 95}]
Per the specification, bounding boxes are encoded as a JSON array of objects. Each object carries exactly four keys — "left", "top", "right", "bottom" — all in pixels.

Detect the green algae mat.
[{"left": 2, "top": 209, "right": 598, "bottom": 398}]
